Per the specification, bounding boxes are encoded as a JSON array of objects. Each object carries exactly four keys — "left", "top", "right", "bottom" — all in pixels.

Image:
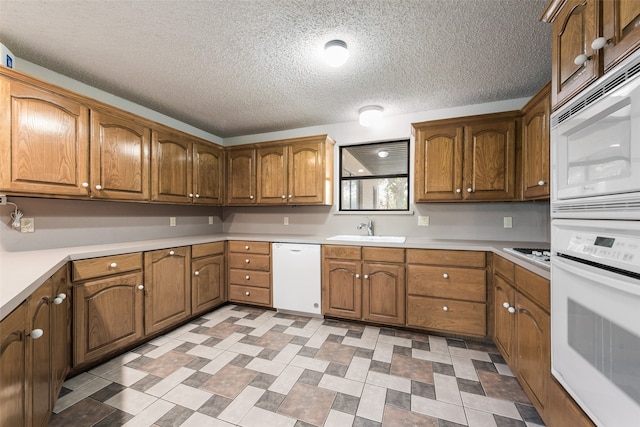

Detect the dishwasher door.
[{"left": 272, "top": 243, "right": 321, "bottom": 315}]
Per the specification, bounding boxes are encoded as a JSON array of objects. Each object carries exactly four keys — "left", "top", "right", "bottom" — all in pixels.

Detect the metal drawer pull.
[
  {"left": 245, "top": 259, "right": 250, "bottom": 263},
  {"left": 245, "top": 291, "right": 250, "bottom": 296},
  {"left": 245, "top": 245, "right": 250, "bottom": 250},
  {"left": 245, "top": 275, "right": 250, "bottom": 280}
]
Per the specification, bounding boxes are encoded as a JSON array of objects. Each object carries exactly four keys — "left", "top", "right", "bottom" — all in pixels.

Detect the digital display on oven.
[{"left": 594, "top": 236, "right": 615, "bottom": 248}]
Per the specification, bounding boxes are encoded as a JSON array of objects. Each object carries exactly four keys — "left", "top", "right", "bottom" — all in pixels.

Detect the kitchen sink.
[{"left": 326, "top": 234, "right": 406, "bottom": 243}]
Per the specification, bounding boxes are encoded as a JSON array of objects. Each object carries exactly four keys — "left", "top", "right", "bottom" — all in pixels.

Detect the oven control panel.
[{"left": 566, "top": 232, "right": 640, "bottom": 266}]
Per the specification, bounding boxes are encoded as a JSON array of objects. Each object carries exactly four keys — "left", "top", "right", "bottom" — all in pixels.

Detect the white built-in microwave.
[{"left": 551, "top": 49, "right": 640, "bottom": 219}]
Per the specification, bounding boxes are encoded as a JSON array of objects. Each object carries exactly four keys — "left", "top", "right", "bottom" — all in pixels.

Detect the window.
[{"left": 340, "top": 140, "right": 409, "bottom": 211}]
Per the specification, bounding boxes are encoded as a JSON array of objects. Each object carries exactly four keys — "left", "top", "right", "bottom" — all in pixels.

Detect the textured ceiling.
[{"left": 0, "top": 0, "right": 551, "bottom": 138}]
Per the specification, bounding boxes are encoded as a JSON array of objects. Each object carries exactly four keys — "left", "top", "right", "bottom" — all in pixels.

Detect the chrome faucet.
[{"left": 357, "top": 217, "right": 374, "bottom": 236}]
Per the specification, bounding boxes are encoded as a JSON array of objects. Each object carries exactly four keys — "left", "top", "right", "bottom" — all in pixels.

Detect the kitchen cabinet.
[
  {"left": 548, "top": 378, "right": 596, "bottom": 427},
  {"left": 228, "top": 241, "right": 272, "bottom": 306},
  {"left": 49, "top": 265, "right": 71, "bottom": 410},
  {"left": 322, "top": 245, "right": 405, "bottom": 325},
  {"left": 493, "top": 255, "right": 516, "bottom": 365},
  {"left": 191, "top": 241, "right": 226, "bottom": 315},
  {"left": 193, "top": 141, "right": 224, "bottom": 205},
  {"left": 407, "top": 249, "right": 487, "bottom": 337},
  {"left": 28, "top": 279, "right": 53, "bottom": 427},
  {"left": 521, "top": 82, "right": 551, "bottom": 200},
  {"left": 602, "top": 0, "right": 640, "bottom": 72},
  {"left": 413, "top": 111, "right": 519, "bottom": 202},
  {"left": 226, "top": 135, "right": 334, "bottom": 206},
  {"left": 0, "top": 73, "right": 90, "bottom": 197},
  {"left": 90, "top": 108, "right": 151, "bottom": 201},
  {"left": 144, "top": 247, "right": 192, "bottom": 334},
  {"left": 73, "top": 253, "right": 144, "bottom": 367},
  {"left": 0, "top": 301, "right": 28, "bottom": 427}
]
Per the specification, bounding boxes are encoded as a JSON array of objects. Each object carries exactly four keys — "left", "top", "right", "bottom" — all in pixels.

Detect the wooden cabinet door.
[
  {"left": 226, "top": 148, "right": 256, "bottom": 205},
  {"left": 602, "top": 0, "right": 640, "bottom": 72},
  {"left": 493, "top": 276, "right": 516, "bottom": 365},
  {"left": 28, "top": 281, "right": 52, "bottom": 427},
  {"left": 362, "top": 262, "right": 405, "bottom": 326},
  {"left": 550, "top": 0, "right": 600, "bottom": 108},
  {"left": 288, "top": 141, "right": 324, "bottom": 204},
  {"left": 522, "top": 84, "right": 551, "bottom": 200},
  {"left": 414, "top": 124, "right": 464, "bottom": 201},
  {"left": 151, "top": 129, "right": 193, "bottom": 203},
  {"left": 49, "top": 265, "right": 70, "bottom": 409},
  {"left": 144, "top": 247, "right": 191, "bottom": 334},
  {"left": 322, "top": 259, "right": 362, "bottom": 320},
  {"left": 257, "top": 145, "right": 287, "bottom": 204},
  {"left": 192, "top": 254, "right": 225, "bottom": 315},
  {"left": 0, "top": 302, "right": 28, "bottom": 427},
  {"left": 515, "top": 293, "right": 550, "bottom": 415},
  {"left": 193, "top": 142, "right": 223, "bottom": 205},
  {"left": 74, "top": 272, "right": 144, "bottom": 366},
  {"left": 463, "top": 116, "right": 517, "bottom": 200},
  {"left": 90, "top": 109, "right": 150, "bottom": 201},
  {"left": 0, "top": 78, "right": 89, "bottom": 196}
]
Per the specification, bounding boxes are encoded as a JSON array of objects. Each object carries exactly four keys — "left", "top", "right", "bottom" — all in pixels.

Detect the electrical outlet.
[
  {"left": 208, "top": 216, "right": 214, "bottom": 225},
  {"left": 170, "top": 217, "right": 176, "bottom": 227},
  {"left": 20, "top": 218, "right": 35, "bottom": 233},
  {"left": 503, "top": 216, "right": 513, "bottom": 228},
  {"left": 418, "top": 215, "right": 429, "bottom": 226},
  {"left": 283, "top": 216, "right": 289, "bottom": 226},
  {"left": 0, "top": 194, "right": 6, "bottom": 205}
]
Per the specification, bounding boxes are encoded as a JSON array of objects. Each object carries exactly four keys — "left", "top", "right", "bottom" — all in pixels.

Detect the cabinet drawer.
[
  {"left": 363, "top": 247, "right": 404, "bottom": 263},
  {"left": 323, "top": 245, "right": 361, "bottom": 260},
  {"left": 229, "top": 253, "right": 270, "bottom": 271},
  {"left": 228, "top": 241, "right": 270, "bottom": 254},
  {"left": 407, "top": 295, "right": 486, "bottom": 337},
  {"left": 192, "top": 241, "right": 225, "bottom": 258},
  {"left": 494, "top": 255, "right": 515, "bottom": 283},
  {"left": 229, "top": 285, "right": 271, "bottom": 306},
  {"left": 72, "top": 253, "right": 142, "bottom": 281},
  {"left": 229, "top": 269, "right": 270, "bottom": 288},
  {"left": 515, "top": 266, "right": 549, "bottom": 313},
  {"left": 407, "top": 249, "right": 485, "bottom": 268},
  {"left": 407, "top": 265, "right": 486, "bottom": 302}
]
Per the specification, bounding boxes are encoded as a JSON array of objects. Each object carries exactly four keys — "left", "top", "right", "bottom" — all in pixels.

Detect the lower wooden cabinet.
[
  {"left": 29, "top": 279, "right": 53, "bottom": 427},
  {"left": 191, "top": 242, "right": 226, "bottom": 315},
  {"left": 228, "top": 241, "right": 272, "bottom": 307},
  {"left": 322, "top": 246, "right": 362, "bottom": 319},
  {"left": 493, "top": 274, "right": 516, "bottom": 365},
  {"left": 0, "top": 301, "right": 28, "bottom": 427},
  {"left": 144, "top": 247, "right": 191, "bottom": 334},
  {"left": 50, "top": 265, "right": 71, "bottom": 407}
]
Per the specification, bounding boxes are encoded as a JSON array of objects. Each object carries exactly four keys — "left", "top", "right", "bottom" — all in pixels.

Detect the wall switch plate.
[
  {"left": 20, "top": 218, "right": 35, "bottom": 233},
  {"left": 0, "top": 195, "right": 6, "bottom": 205},
  {"left": 418, "top": 215, "right": 429, "bottom": 226},
  {"left": 170, "top": 217, "right": 176, "bottom": 227},
  {"left": 503, "top": 216, "right": 513, "bottom": 228},
  {"left": 283, "top": 216, "right": 289, "bottom": 226},
  {"left": 208, "top": 216, "right": 214, "bottom": 225}
]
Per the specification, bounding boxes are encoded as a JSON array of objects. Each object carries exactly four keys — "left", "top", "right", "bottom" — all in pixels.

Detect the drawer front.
[
  {"left": 229, "top": 285, "right": 271, "bottom": 306},
  {"left": 407, "top": 249, "right": 486, "bottom": 268},
  {"left": 494, "top": 255, "right": 515, "bottom": 283},
  {"left": 515, "top": 266, "right": 549, "bottom": 312},
  {"left": 407, "top": 265, "right": 486, "bottom": 302},
  {"left": 192, "top": 241, "right": 225, "bottom": 258},
  {"left": 228, "top": 241, "right": 270, "bottom": 254},
  {"left": 323, "top": 245, "right": 361, "bottom": 260},
  {"left": 229, "top": 253, "right": 270, "bottom": 271},
  {"left": 407, "top": 295, "right": 486, "bottom": 337},
  {"left": 363, "top": 247, "right": 404, "bottom": 263},
  {"left": 229, "top": 269, "right": 270, "bottom": 288},
  {"left": 72, "top": 253, "right": 142, "bottom": 281}
]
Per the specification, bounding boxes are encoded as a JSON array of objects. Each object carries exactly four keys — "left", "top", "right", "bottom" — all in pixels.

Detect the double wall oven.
[{"left": 550, "top": 49, "right": 640, "bottom": 427}]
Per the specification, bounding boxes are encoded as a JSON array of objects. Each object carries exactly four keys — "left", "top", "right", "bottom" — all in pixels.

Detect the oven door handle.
[{"left": 552, "top": 256, "right": 640, "bottom": 297}]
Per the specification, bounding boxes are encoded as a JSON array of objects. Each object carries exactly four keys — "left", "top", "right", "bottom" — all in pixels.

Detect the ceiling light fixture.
[
  {"left": 359, "top": 105, "right": 384, "bottom": 127},
  {"left": 324, "top": 40, "right": 349, "bottom": 67},
  {"left": 377, "top": 150, "right": 389, "bottom": 158}
]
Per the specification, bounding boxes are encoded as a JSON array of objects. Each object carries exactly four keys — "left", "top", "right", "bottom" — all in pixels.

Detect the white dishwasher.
[{"left": 272, "top": 243, "right": 321, "bottom": 315}]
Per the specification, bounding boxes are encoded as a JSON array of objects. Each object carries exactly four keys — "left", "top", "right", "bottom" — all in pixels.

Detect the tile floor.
[{"left": 50, "top": 305, "right": 545, "bottom": 427}]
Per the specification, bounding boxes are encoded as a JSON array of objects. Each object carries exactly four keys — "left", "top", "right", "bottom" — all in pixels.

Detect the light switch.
[
  {"left": 503, "top": 217, "right": 513, "bottom": 228},
  {"left": 284, "top": 216, "right": 289, "bottom": 226},
  {"left": 170, "top": 217, "right": 176, "bottom": 227},
  {"left": 418, "top": 216, "right": 429, "bottom": 226},
  {"left": 208, "top": 216, "right": 214, "bottom": 225}
]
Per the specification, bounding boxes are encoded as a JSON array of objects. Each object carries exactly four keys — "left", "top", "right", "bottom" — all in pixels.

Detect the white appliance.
[
  {"left": 272, "top": 243, "right": 321, "bottom": 315},
  {"left": 551, "top": 48, "right": 640, "bottom": 219},
  {"left": 551, "top": 219, "right": 640, "bottom": 427}
]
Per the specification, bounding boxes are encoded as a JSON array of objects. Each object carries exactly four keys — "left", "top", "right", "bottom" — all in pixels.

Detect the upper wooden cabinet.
[
  {"left": 521, "top": 82, "right": 551, "bottom": 200},
  {"left": 226, "top": 135, "right": 334, "bottom": 206},
  {"left": 543, "top": 0, "right": 640, "bottom": 109},
  {"left": 0, "top": 75, "right": 90, "bottom": 197},
  {"left": 193, "top": 142, "right": 224, "bottom": 205},
  {"left": 413, "top": 111, "right": 519, "bottom": 202},
  {"left": 90, "top": 109, "right": 150, "bottom": 201}
]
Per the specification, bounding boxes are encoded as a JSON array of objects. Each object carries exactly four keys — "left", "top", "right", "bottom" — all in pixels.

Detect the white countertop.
[{"left": 0, "top": 232, "right": 549, "bottom": 320}]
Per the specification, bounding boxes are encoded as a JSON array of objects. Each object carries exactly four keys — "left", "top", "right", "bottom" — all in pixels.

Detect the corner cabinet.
[
  {"left": 521, "top": 82, "right": 551, "bottom": 200},
  {"left": 413, "top": 111, "right": 519, "bottom": 202}
]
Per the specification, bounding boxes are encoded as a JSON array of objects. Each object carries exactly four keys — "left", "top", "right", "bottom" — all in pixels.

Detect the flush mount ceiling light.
[
  {"left": 377, "top": 150, "right": 389, "bottom": 158},
  {"left": 358, "top": 105, "right": 384, "bottom": 127},
  {"left": 324, "top": 40, "right": 349, "bottom": 67}
]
